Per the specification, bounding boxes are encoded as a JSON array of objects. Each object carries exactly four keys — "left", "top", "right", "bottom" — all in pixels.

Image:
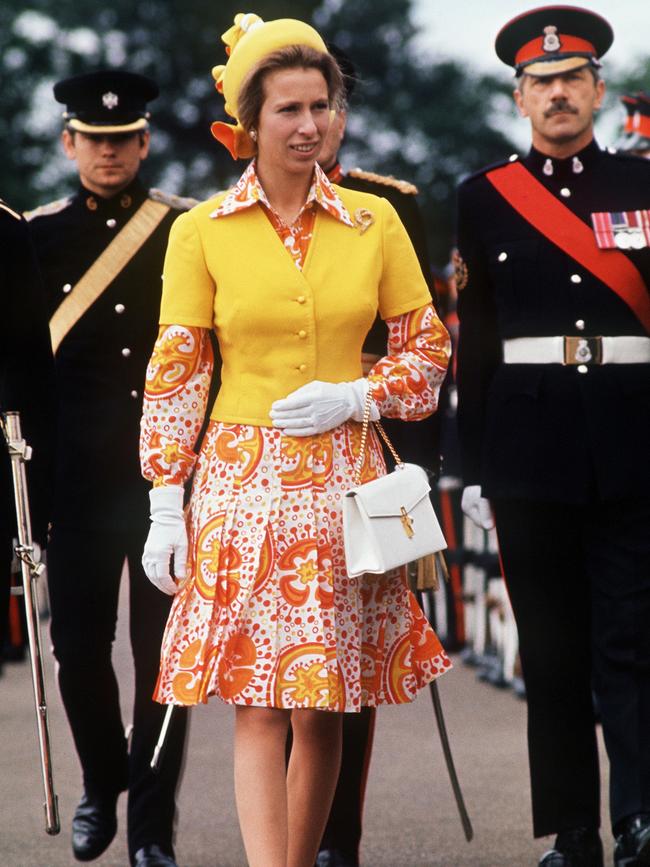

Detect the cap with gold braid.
[
  {"left": 495, "top": 5, "right": 613, "bottom": 78},
  {"left": 210, "top": 11, "right": 328, "bottom": 160},
  {"left": 54, "top": 69, "right": 159, "bottom": 134}
]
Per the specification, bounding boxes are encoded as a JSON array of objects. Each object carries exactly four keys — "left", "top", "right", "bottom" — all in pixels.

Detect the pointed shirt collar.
[{"left": 209, "top": 160, "right": 354, "bottom": 227}]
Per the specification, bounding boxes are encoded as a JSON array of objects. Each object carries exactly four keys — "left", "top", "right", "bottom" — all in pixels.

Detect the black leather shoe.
[
  {"left": 132, "top": 844, "right": 178, "bottom": 866},
  {"left": 538, "top": 828, "right": 603, "bottom": 867},
  {"left": 315, "top": 848, "right": 358, "bottom": 867},
  {"left": 614, "top": 814, "right": 650, "bottom": 866},
  {"left": 71, "top": 789, "right": 118, "bottom": 861}
]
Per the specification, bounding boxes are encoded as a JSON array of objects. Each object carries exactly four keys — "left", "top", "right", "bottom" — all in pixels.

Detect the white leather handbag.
[{"left": 343, "top": 394, "right": 447, "bottom": 578}]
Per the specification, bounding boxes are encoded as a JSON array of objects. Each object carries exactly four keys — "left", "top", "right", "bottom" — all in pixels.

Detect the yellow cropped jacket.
[{"left": 159, "top": 185, "right": 431, "bottom": 425}]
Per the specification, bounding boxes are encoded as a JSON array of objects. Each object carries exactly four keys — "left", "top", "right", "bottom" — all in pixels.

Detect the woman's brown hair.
[{"left": 238, "top": 44, "right": 343, "bottom": 135}]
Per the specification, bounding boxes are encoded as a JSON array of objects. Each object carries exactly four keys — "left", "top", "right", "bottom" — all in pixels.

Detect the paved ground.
[{"left": 0, "top": 578, "right": 612, "bottom": 867}]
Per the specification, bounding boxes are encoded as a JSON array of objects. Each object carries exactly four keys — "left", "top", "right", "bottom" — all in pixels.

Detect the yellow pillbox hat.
[{"left": 211, "top": 12, "right": 328, "bottom": 160}]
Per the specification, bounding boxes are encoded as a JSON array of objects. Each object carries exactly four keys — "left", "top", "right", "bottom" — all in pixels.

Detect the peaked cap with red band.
[
  {"left": 620, "top": 95, "right": 638, "bottom": 133},
  {"left": 495, "top": 5, "right": 613, "bottom": 78},
  {"left": 619, "top": 92, "right": 650, "bottom": 153}
]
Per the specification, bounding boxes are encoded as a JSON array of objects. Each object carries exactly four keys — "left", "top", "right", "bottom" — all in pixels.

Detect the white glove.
[
  {"left": 461, "top": 485, "right": 495, "bottom": 530},
  {"left": 142, "top": 485, "right": 188, "bottom": 595},
  {"left": 269, "top": 379, "right": 379, "bottom": 436}
]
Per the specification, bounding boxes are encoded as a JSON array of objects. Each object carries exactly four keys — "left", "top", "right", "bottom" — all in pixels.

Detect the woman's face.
[{"left": 256, "top": 66, "right": 331, "bottom": 177}]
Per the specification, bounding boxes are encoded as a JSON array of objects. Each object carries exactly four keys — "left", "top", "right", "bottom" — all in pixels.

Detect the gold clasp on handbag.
[{"left": 400, "top": 506, "right": 415, "bottom": 538}]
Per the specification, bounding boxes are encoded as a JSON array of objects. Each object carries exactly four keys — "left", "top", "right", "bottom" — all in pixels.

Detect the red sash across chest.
[{"left": 486, "top": 161, "right": 650, "bottom": 333}]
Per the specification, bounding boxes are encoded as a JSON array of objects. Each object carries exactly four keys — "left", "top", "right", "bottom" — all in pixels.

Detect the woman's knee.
[
  {"left": 235, "top": 705, "right": 290, "bottom": 738},
  {"left": 290, "top": 709, "right": 342, "bottom": 746}
]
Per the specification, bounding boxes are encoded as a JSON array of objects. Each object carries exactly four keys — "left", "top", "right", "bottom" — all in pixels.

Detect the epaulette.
[
  {"left": 23, "top": 196, "right": 73, "bottom": 222},
  {"left": 0, "top": 199, "right": 22, "bottom": 221},
  {"left": 347, "top": 168, "right": 419, "bottom": 196},
  {"left": 460, "top": 154, "right": 521, "bottom": 186},
  {"left": 149, "top": 188, "right": 200, "bottom": 211},
  {"left": 604, "top": 147, "right": 650, "bottom": 166}
]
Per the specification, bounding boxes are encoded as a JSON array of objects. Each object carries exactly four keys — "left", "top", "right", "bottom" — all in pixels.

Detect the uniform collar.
[
  {"left": 210, "top": 160, "right": 354, "bottom": 226},
  {"left": 75, "top": 177, "right": 147, "bottom": 216},
  {"left": 524, "top": 139, "right": 602, "bottom": 179}
]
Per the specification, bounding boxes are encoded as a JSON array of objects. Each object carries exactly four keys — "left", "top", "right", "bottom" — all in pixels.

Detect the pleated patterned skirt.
[{"left": 153, "top": 418, "right": 451, "bottom": 710}]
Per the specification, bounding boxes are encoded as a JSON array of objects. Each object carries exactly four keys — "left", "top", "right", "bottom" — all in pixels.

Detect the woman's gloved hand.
[
  {"left": 142, "top": 485, "right": 187, "bottom": 595},
  {"left": 461, "top": 485, "right": 495, "bottom": 530},
  {"left": 270, "top": 379, "right": 379, "bottom": 436}
]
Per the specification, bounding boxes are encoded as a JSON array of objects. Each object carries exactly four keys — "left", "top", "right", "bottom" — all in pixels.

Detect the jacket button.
[
  {"left": 130, "top": 390, "right": 139, "bottom": 399},
  {"left": 560, "top": 187, "right": 571, "bottom": 198},
  {"left": 577, "top": 364, "right": 588, "bottom": 374},
  {"left": 298, "top": 330, "right": 307, "bottom": 339},
  {"left": 570, "top": 274, "right": 582, "bottom": 284},
  {"left": 498, "top": 252, "right": 508, "bottom": 262},
  {"left": 115, "top": 303, "right": 125, "bottom": 314},
  {"left": 575, "top": 319, "right": 585, "bottom": 330},
  {"left": 297, "top": 295, "right": 306, "bottom": 304},
  {"left": 62, "top": 283, "right": 72, "bottom": 293},
  {"left": 121, "top": 347, "right": 131, "bottom": 357},
  {"left": 106, "top": 218, "right": 117, "bottom": 228},
  {"left": 298, "top": 363, "right": 307, "bottom": 372}
]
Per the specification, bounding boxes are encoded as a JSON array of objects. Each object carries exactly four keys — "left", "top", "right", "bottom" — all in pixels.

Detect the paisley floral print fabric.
[{"left": 150, "top": 419, "right": 450, "bottom": 709}]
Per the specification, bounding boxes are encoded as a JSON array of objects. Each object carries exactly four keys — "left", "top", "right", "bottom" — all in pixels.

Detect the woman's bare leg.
[
  {"left": 287, "top": 709, "right": 343, "bottom": 867},
  {"left": 234, "top": 705, "right": 291, "bottom": 867}
]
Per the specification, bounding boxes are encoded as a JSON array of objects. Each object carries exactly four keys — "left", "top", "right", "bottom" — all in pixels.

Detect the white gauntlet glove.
[
  {"left": 142, "top": 485, "right": 188, "bottom": 595},
  {"left": 461, "top": 485, "right": 495, "bottom": 531},
  {"left": 270, "top": 379, "right": 379, "bottom": 436}
]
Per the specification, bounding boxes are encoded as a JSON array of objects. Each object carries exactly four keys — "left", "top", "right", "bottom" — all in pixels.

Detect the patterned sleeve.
[
  {"left": 140, "top": 324, "right": 214, "bottom": 486},
  {"left": 367, "top": 303, "right": 450, "bottom": 420}
]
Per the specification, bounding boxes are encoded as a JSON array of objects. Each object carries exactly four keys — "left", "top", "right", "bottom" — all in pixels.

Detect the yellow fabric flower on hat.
[{"left": 210, "top": 11, "right": 328, "bottom": 160}]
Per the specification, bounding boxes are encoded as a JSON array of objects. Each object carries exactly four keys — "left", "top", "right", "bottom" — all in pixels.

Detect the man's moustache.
[{"left": 545, "top": 102, "right": 579, "bottom": 117}]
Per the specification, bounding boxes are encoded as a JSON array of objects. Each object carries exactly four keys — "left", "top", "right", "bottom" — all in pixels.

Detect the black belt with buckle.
[{"left": 563, "top": 336, "right": 603, "bottom": 365}]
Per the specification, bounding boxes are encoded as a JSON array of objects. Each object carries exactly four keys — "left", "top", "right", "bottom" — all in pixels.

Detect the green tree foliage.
[
  {"left": 2, "top": 0, "right": 516, "bottom": 262},
  {"left": 0, "top": 0, "right": 321, "bottom": 208},
  {"left": 607, "top": 58, "right": 650, "bottom": 99}
]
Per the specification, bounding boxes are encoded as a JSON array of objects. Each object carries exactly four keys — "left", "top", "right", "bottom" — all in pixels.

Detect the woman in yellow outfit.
[{"left": 140, "top": 12, "right": 452, "bottom": 867}]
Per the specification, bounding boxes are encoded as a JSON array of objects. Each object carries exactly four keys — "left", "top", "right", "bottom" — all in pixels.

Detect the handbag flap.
[{"left": 346, "top": 463, "right": 431, "bottom": 517}]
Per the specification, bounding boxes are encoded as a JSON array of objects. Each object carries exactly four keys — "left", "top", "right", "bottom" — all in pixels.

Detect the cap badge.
[
  {"left": 542, "top": 25, "right": 561, "bottom": 53},
  {"left": 102, "top": 91, "right": 119, "bottom": 110}
]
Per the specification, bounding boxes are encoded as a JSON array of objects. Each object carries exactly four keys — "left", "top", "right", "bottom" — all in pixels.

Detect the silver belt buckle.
[{"left": 563, "top": 336, "right": 603, "bottom": 365}]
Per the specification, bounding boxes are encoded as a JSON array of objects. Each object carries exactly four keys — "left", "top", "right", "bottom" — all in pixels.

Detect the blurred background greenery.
[{"left": 2, "top": 0, "right": 648, "bottom": 264}]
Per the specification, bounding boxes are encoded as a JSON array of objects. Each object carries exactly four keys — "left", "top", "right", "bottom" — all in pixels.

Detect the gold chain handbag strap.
[{"left": 353, "top": 390, "right": 403, "bottom": 486}]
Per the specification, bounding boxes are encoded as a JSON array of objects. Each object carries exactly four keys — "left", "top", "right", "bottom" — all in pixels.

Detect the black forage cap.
[{"left": 54, "top": 69, "right": 159, "bottom": 133}]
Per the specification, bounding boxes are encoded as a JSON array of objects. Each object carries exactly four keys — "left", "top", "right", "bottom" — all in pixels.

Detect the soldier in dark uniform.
[
  {"left": 313, "top": 47, "right": 442, "bottom": 867},
  {"left": 616, "top": 92, "right": 650, "bottom": 159},
  {"left": 456, "top": 7, "right": 650, "bottom": 867},
  {"left": 26, "top": 71, "right": 193, "bottom": 867},
  {"left": 0, "top": 200, "right": 53, "bottom": 673}
]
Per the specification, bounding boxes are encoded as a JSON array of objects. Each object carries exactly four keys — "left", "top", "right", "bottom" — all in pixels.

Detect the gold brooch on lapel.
[{"left": 354, "top": 208, "right": 374, "bottom": 234}]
